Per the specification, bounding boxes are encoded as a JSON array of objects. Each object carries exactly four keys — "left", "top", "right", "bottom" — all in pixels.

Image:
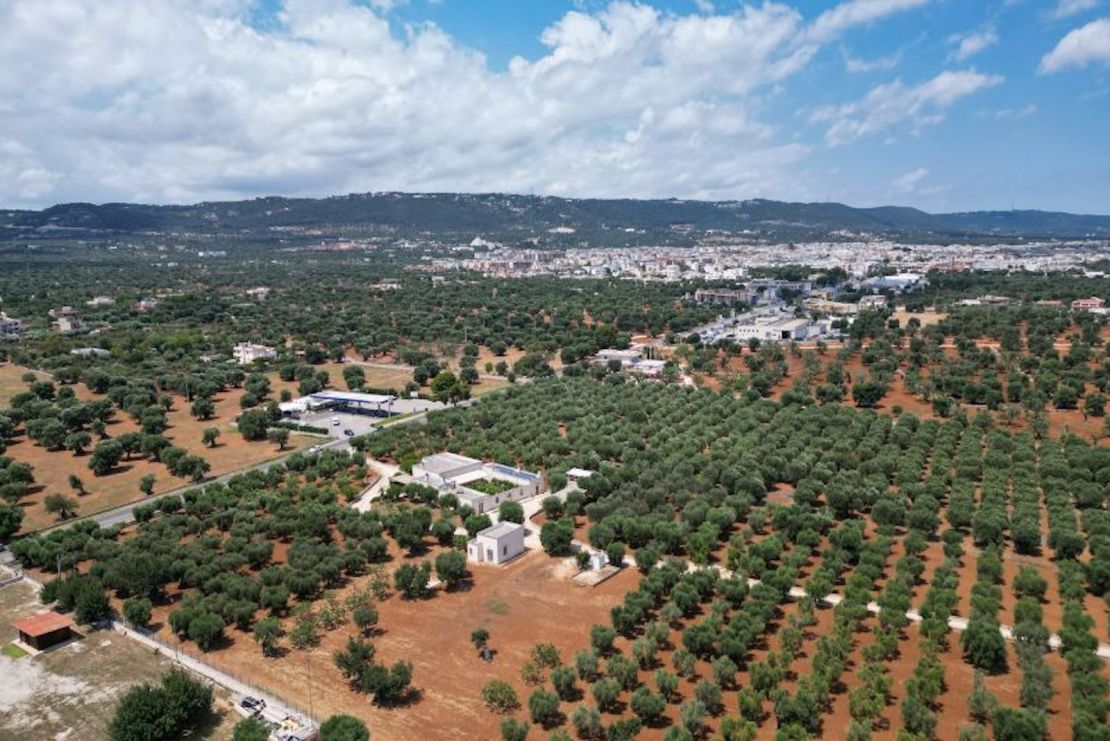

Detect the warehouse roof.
[{"left": 307, "top": 390, "right": 396, "bottom": 404}]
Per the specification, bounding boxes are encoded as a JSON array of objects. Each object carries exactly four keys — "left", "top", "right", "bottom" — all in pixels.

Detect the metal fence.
[{"left": 112, "top": 621, "right": 320, "bottom": 723}]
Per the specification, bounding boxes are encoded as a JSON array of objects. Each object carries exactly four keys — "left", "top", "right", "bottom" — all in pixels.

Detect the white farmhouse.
[
  {"left": 411, "top": 452, "right": 542, "bottom": 515},
  {"left": 467, "top": 522, "right": 525, "bottom": 565},
  {"left": 232, "top": 342, "right": 277, "bottom": 365}
]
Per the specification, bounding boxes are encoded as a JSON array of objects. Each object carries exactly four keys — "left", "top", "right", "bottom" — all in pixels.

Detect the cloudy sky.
[{"left": 1, "top": 0, "right": 1108, "bottom": 212}]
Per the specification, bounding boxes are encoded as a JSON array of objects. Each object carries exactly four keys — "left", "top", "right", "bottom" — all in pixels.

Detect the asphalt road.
[{"left": 29, "top": 396, "right": 480, "bottom": 535}]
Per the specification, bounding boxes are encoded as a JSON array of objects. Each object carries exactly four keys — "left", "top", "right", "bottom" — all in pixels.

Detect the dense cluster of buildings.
[
  {"left": 692, "top": 310, "right": 839, "bottom": 345},
  {"left": 417, "top": 238, "right": 1109, "bottom": 283}
]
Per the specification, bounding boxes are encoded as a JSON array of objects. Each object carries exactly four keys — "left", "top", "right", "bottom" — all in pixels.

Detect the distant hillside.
[{"left": 2, "top": 192, "right": 1109, "bottom": 243}]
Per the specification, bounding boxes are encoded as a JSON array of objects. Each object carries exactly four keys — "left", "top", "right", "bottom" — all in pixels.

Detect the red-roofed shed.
[{"left": 13, "top": 611, "right": 76, "bottom": 651}]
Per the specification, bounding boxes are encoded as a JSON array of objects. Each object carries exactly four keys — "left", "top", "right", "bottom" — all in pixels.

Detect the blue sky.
[{"left": 1, "top": 0, "right": 1108, "bottom": 213}]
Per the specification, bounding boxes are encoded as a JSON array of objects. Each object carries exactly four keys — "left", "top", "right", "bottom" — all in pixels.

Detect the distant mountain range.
[{"left": 2, "top": 192, "right": 1109, "bottom": 243}]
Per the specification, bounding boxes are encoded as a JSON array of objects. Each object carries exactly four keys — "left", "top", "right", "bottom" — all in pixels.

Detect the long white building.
[{"left": 411, "top": 452, "right": 543, "bottom": 515}]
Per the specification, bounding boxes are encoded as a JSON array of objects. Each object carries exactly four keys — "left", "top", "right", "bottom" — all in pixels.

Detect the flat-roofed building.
[
  {"left": 467, "top": 521, "right": 525, "bottom": 565},
  {"left": 412, "top": 452, "right": 484, "bottom": 486},
  {"left": 594, "top": 348, "right": 643, "bottom": 367},
  {"left": 411, "top": 452, "right": 543, "bottom": 515},
  {"left": 232, "top": 342, "right": 277, "bottom": 365},
  {"left": 858, "top": 294, "right": 888, "bottom": 310},
  {"left": 566, "top": 468, "right": 594, "bottom": 487},
  {"left": 1072, "top": 297, "right": 1106, "bottom": 312},
  {"left": 693, "top": 288, "right": 749, "bottom": 306},
  {"left": 0, "top": 312, "right": 22, "bottom": 339}
]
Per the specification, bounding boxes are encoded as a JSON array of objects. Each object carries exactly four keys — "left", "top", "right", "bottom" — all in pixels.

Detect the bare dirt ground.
[
  {"left": 892, "top": 308, "right": 948, "bottom": 328},
  {"left": 141, "top": 549, "right": 637, "bottom": 741},
  {"left": 0, "top": 364, "right": 53, "bottom": 404},
  {"left": 3, "top": 364, "right": 314, "bottom": 534},
  {"left": 0, "top": 580, "right": 237, "bottom": 740}
]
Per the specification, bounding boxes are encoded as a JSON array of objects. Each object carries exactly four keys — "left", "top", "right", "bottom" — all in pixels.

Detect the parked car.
[
  {"left": 331, "top": 416, "right": 340, "bottom": 426},
  {"left": 240, "top": 696, "right": 265, "bottom": 713},
  {"left": 343, "top": 429, "right": 355, "bottom": 436}
]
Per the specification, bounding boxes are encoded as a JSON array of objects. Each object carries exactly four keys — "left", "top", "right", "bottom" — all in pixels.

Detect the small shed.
[
  {"left": 468, "top": 522, "right": 525, "bottom": 565},
  {"left": 566, "top": 468, "right": 594, "bottom": 487},
  {"left": 13, "top": 611, "right": 77, "bottom": 651}
]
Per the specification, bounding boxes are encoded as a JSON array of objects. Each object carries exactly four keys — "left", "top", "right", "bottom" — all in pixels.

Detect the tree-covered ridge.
[{"left": 5, "top": 193, "right": 1110, "bottom": 242}]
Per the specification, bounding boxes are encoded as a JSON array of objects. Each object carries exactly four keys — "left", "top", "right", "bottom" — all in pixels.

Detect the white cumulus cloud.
[
  {"left": 948, "top": 27, "right": 999, "bottom": 61},
  {"left": 891, "top": 167, "right": 927, "bottom": 192},
  {"left": 1050, "top": 0, "right": 1098, "bottom": 20},
  {"left": 808, "top": 0, "right": 930, "bottom": 41},
  {"left": 0, "top": 0, "right": 939, "bottom": 207},
  {"left": 1040, "top": 18, "right": 1110, "bottom": 72},
  {"left": 812, "top": 69, "right": 1004, "bottom": 146}
]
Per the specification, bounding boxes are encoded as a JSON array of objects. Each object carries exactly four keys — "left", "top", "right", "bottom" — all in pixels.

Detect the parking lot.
[
  {"left": 299, "top": 410, "right": 380, "bottom": 439},
  {"left": 296, "top": 399, "right": 448, "bottom": 440}
]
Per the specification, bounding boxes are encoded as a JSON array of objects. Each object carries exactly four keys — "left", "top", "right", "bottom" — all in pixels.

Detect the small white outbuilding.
[{"left": 467, "top": 522, "right": 525, "bottom": 566}]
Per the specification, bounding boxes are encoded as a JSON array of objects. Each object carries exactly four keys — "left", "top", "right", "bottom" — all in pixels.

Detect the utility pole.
[{"left": 305, "top": 651, "right": 315, "bottom": 719}]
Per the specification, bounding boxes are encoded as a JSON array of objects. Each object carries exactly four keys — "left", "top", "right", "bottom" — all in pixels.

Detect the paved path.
[
  {"left": 112, "top": 620, "right": 319, "bottom": 730},
  {"left": 350, "top": 458, "right": 399, "bottom": 512},
  {"left": 36, "top": 437, "right": 350, "bottom": 534},
  {"left": 520, "top": 485, "right": 575, "bottom": 550},
  {"left": 15, "top": 563, "right": 319, "bottom": 730}
]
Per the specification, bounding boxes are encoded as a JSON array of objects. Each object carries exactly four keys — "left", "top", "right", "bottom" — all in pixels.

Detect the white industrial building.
[
  {"left": 729, "top": 316, "right": 834, "bottom": 343},
  {"left": 411, "top": 452, "right": 542, "bottom": 515},
  {"left": 279, "top": 390, "right": 397, "bottom": 417},
  {"left": 862, "top": 273, "right": 923, "bottom": 293},
  {"left": 232, "top": 342, "right": 277, "bottom": 365},
  {"left": 467, "top": 521, "right": 525, "bottom": 565}
]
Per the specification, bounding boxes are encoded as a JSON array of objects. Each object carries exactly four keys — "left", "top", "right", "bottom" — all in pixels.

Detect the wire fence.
[{"left": 112, "top": 621, "right": 320, "bottom": 723}]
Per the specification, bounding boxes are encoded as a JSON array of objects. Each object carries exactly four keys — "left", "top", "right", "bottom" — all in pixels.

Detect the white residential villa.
[
  {"left": 0, "top": 312, "right": 23, "bottom": 340},
  {"left": 232, "top": 342, "right": 277, "bottom": 365},
  {"left": 49, "top": 306, "right": 83, "bottom": 334},
  {"left": 467, "top": 521, "right": 525, "bottom": 565},
  {"left": 593, "top": 347, "right": 667, "bottom": 378},
  {"left": 411, "top": 452, "right": 542, "bottom": 515}
]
